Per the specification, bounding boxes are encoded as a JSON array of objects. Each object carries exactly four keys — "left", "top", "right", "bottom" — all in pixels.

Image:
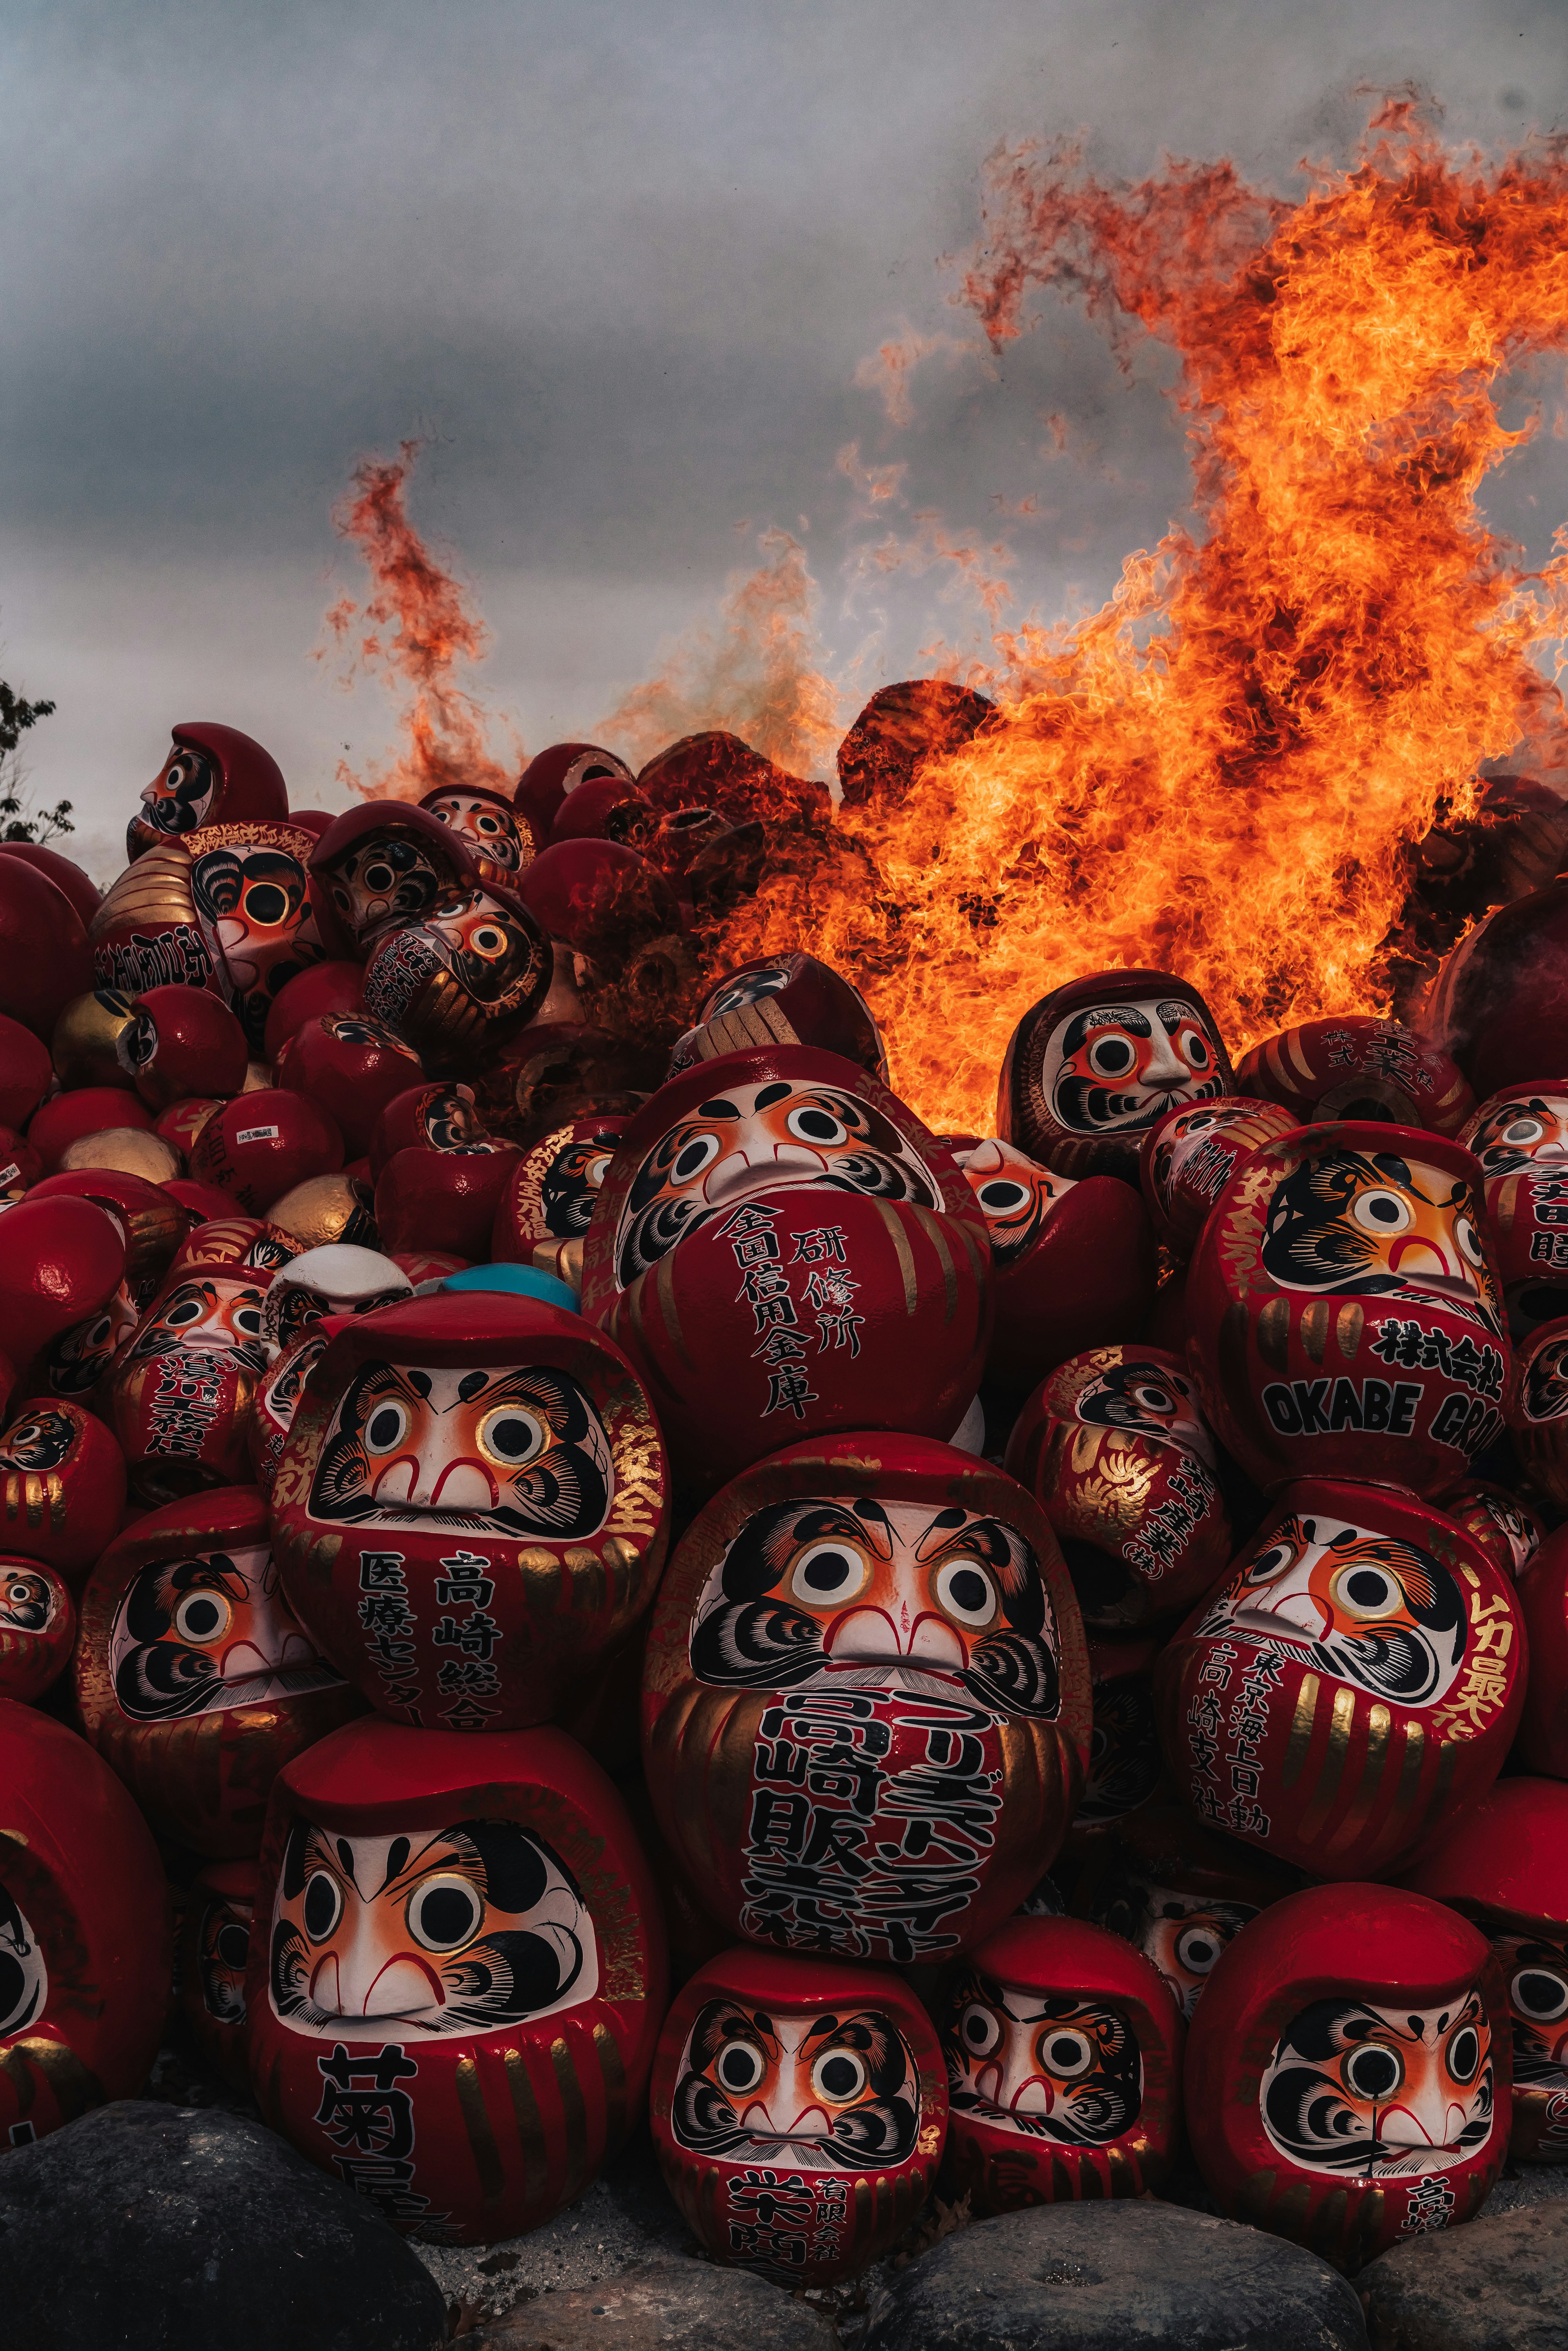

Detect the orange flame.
[
  {"left": 700, "top": 103, "right": 1568, "bottom": 1134},
  {"left": 319, "top": 439, "right": 520, "bottom": 803}
]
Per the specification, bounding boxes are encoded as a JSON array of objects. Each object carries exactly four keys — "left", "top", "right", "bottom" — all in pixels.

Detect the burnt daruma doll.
[
  {"left": 0, "top": 1557, "right": 74, "bottom": 1702},
  {"left": 667, "top": 955, "right": 890, "bottom": 1085},
  {"left": 270, "top": 1291, "right": 669, "bottom": 1732},
  {"left": 1156, "top": 1482, "right": 1526, "bottom": 1880},
  {"left": 1403, "top": 1777, "right": 1568, "bottom": 2162},
  {"left": 580, "top": 1043, "right": 977, "bottom": 1317},
  {"left": 75, "top": 1485, "right": 361, "bottom": 1855},
  {"left": 180, "top": 1857, "right": 257, "bottom": 2090},
  {"left": 0, "top": 1698, "right": 169, "bottom": 2144},
  {"left": 247, "top": 1717, "right": 667, "bottom": 2243},
  {"left": 1071, "top": 1799, "right": 1299, "bottom": 2019},
  {"left": 1185, "top": 1122, "right": 1508, "bottom": 1495},
  {"left": 650, "top": 1946, "right": 944, "bottom": 2283},
  {"left": 642, "top": 1433, "right": 1090, "bottom": 1966},
  {"left": 107, "top": 1264, "right": 273, "bottom": 1501},
  {"left": 1184, "top": 1883, "right": 1509, "bottom": 2266},
  {"left": 997, "top": 970, "right": 1234, "bottom": 1183},
  {"left": 1004, "top": 1346, "right": 1230, "bottom": 1633},
  {"left": 942, "top": 1915, "right": 1181, "bottom": 2211}
]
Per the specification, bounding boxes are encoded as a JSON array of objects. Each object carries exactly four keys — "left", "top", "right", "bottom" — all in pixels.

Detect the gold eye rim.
[
  {"left": 172, "top": 1588, "right": 234, "bottom": 1646},
  {"left": 475, "top": 1405, "right": 550, "bottom": 1470}
]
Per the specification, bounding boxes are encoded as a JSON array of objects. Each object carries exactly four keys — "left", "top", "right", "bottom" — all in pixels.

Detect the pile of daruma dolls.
[{"left": 3, "top": 715, "right": 1568, "bottom": 2284}]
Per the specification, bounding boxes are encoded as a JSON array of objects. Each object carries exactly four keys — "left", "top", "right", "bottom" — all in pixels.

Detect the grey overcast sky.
[{"left": 2, "top": 0, "right": 1566, "bottom": 880}]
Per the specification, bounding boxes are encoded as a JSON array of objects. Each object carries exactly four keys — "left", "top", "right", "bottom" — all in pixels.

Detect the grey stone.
[
  {"left": 863, "top": 2199, "right": 1369, "bottom": 2351},
  {"left": 470, "top": 2255, "right": 838, "bottom": 2351},
  {"left": 413, "top": 2124, "right": 691, "bottom": 2321},
  {"left": 1359, "top": 2200, "right": 1568, "bottom": 2350},
  {"left": 0, "top": 2099, "right": 448, "bottom": 2351}
]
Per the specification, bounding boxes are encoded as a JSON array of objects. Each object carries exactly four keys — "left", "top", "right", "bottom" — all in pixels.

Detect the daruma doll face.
[{"left": 641, "top": 1433, "right": 1089, "bottom": 1967}]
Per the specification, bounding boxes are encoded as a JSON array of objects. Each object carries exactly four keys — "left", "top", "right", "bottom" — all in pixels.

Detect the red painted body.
[
  {"left": 1184, "top": 1121, "right": 1509, "bottom": 1495},
  {"left": 273, "top": 1014, "right": 425, "bottom": 1158},
  {"left": 642, "top": 1432, "right": 1090, "bottom": 1965},
  {"left": 1155, "top": 1481, "right": 1526, "bottom": 1878},
  {"left": 942, "top": 1916, "right": 1182, "bottom": 2211},
  {"left": 246, "top": 1717, "right": 667, "bottom": 2242},
  {"left": 1234, "top": 1018, "right": 1473, "bottom": 1135},
  {"left": 650, "top": 1945, "right": 945, "bottom": 2282},
  {"left": 997, "top": 969, "right": 1235, "bottom": 1182},
  {"left": 1184, "top": 1884, "right": 1510, "bottom": 2268}
]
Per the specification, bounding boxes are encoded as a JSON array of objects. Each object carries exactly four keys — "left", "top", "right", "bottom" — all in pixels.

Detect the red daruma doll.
[
  {"left": 246, "top": 1717, "right": 667, "bottom": 2244},
  {"left": 1185, "top": 1121, "right": 1509, "bottom": 1496},
  {"left": 0, "top": 1699, "right": 169, "bottom": 2144},
  {"left": 1156, "top": 1482, "right": 1526, "bottom": 1880},
  {"left": 1402, "top": 1777, "right": 1568, "bottom": 2163},
  {"left": 1185, "top": 1884, "right": 1509, "bottom": 2268},
  {"left": 941, "top": 1916, "right": 1182, "bottom": 2211},
  {"left": 641, "top": 1433, "right": 1090, "bottom": 1966},
  {"left": 650, "top": 1947, "right": 945, "bottom": 2283},
  {"left": 270, "top": 1291, "right": 670, "bottom": 1732}
]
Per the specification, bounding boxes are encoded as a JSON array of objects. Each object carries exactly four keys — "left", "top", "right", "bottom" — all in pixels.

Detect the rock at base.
[
  {"left": 1359, "top": 2199, "right": 1568, "bottom": 2350},
  {"left": 0, "top": 2100, "right": 448, "bottom": 2351},
  {"left": 864, "top": 2199, "right": 1369, "bottom": 2351},
  {"left": 472, "top": 2257, "right": 837, "bottom": 2351}
]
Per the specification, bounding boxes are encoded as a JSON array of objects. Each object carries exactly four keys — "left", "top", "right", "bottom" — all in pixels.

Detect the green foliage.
[{"left": 0, "top": 681, "right": 71, "bottom": 843}]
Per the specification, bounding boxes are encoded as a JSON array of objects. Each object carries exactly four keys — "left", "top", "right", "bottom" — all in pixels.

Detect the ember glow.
[{"left": 326, "top": 105, "right": 1568, "bottom": 1137}]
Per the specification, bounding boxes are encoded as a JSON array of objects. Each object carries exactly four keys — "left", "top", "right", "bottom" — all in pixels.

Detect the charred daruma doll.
[
  {"left": 642, "top": 1433, "right": 1090, "bottom": 1966},
  {"left": 361, "top": 882, "right": 551, "bottom": 1070},
  {"left": 667, "top": 954, "right": 890, "bottom": 1085},
  {"left": 75, "top": 1485, "right": 361, "bottom": 1855},
  {"left": 270, "top": 1291, "right": 669, "bottom": 1732},
  {"left": 1184, "top": 1884, "right": 1509, "bottom": 2267},
  {"left": 247, "top": 1717, "right": 667, "bottom": 2244},
  {"left": 0, "top": 1698, "right": 169, "bottom": 2144},
  {"left": 180, "top": 1857, "right": 257, "bottom": 2090},
  {"left": 1402, "top": 1778, "right": 1568, "bottom": 2162},
  {"left": 1184, "top": 1122, "right": 1508, "bottom": 1496},
  {"left": 996, "top": 970, "right": 1234, "bottom": 1183},
  {"left": 1070, "top": 1799, "right": 1300, "bottom": 2019},
  {"left": 650, "top": 1946, "right": 944, "bottom": 2283},
  {"left": 942, "top": 1916, "right": 1181, "bottom": 2211},
  {"left": 1461, "top": 1083, "right": 1568, "bottom": 1340},
  {"left": 1156, "top": 1483, "right": 1526, "bottom": 1880},
  {"left": 1004, "top": 1346, "right": 1230, "bottom": 1633}
]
